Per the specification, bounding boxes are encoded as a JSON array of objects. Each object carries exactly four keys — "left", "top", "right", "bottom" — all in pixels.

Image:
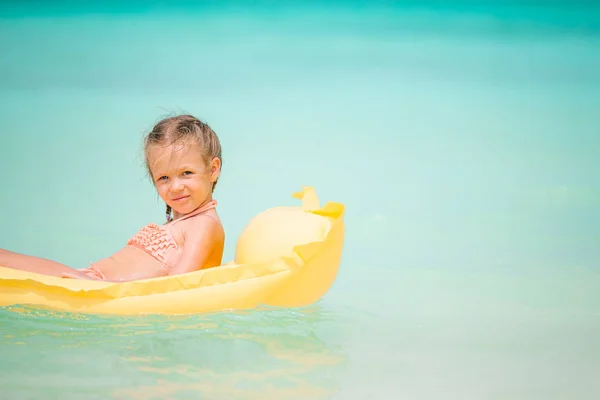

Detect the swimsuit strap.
[{"left": 169, "top": 199, "right": 218, "bottom": 225}]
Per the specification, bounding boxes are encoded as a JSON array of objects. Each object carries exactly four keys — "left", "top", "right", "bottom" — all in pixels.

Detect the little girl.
[{"left": 0, "top": 114, "right": 225, "bottom": 282}]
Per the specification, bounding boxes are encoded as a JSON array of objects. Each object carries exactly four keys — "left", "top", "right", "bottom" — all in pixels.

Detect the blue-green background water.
[{"left": 1, "top": 1, "right": 599, "bottom": 398}]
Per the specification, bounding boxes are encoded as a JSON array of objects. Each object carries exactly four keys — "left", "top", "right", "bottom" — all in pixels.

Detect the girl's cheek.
[{"left": 156, "top": 183, "right": 168, "bottom": 196}]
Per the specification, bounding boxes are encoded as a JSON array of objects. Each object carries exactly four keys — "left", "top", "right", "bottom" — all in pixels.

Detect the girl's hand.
[{"left": 61, "top": 270, "right": 93, "bottom": 280}]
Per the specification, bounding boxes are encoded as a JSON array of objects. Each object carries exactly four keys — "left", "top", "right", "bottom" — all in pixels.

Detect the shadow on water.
[{"left": 0, "top": 303, "right": 351, "bottom": 399}]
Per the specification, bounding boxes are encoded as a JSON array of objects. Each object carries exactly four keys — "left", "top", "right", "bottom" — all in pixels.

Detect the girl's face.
[{"left": 147, "top": 140, "right": 221, "bottom": 219}]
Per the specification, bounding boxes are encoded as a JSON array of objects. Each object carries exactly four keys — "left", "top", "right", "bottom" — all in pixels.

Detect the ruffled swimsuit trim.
[{"left": 81, "top": 200, "right": 218, "bottom": 280}]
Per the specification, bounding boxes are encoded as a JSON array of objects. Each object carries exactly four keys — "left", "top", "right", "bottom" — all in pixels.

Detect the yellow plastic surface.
[{"left": 0, "top": 186, "right": 345, "bottom": 315}]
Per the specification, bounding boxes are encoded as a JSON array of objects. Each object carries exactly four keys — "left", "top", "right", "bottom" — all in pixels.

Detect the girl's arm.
[{"left": 169, "top": 217, "right": 222, "bottom": 276}]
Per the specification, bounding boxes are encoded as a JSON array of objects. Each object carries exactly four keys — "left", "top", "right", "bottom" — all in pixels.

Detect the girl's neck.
[{"left": 170, "top": 197, "right": 216, "bottom": 223}]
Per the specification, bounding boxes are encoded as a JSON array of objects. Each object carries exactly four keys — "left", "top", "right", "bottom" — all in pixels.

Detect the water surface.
[{"left": 1, "top": 2, "right": 599, "bottom": 399}]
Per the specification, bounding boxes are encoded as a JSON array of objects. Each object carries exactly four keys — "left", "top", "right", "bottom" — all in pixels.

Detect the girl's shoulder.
[{"left": 176, "top": 212, "right": 224, "bottom": 244}]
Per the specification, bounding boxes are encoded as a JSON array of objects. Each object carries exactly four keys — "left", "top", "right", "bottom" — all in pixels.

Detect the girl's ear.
[{"left": 210, "top": 157, "right": 221, "bottom": 182}]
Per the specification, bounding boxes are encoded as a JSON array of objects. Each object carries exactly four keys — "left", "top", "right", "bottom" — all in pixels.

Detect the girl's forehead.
[{"left": 147, "top": 142, "right": 204, "bottom": 170}]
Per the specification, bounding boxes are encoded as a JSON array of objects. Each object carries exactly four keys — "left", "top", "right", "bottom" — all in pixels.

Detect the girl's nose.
[{"left": 170, "top": 178, "right": 184, "bottom": 191}]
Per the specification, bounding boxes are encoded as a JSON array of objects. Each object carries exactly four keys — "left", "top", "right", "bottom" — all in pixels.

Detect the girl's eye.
[
  {"left": 183, "top": 171, "right": 193, "bottom": 176},
  {"left": 158, "top": 176, "right": 168, "bottom": 181}
]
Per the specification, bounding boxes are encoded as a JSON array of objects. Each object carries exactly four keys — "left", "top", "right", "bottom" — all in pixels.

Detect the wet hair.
[{"left": 143, "top": 114, "right": 222, "bottom": 221}]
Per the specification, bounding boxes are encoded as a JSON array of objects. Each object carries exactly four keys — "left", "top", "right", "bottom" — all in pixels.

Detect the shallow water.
[{"left": 1, "top": 1, "right": 600, "bottom": 399}]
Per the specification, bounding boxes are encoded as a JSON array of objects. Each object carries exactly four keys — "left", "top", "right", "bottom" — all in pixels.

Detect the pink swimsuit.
[{"left": 81, "top": 200, "right": 218, "bottom": 280}]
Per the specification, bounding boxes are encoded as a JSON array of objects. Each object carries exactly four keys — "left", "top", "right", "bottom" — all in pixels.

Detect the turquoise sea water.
[{"left": 1, "top": 1, "right": 600, "bottom": 398}]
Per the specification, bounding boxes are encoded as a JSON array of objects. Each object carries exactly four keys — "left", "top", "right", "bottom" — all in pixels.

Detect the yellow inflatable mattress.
[{"left": 0, "top": 186, "right": 345, "bottom": 315}]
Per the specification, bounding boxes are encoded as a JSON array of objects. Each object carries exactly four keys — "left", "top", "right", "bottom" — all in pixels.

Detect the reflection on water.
[{"left": 0, "top": 303, "right": 347, "bottom": 399}]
